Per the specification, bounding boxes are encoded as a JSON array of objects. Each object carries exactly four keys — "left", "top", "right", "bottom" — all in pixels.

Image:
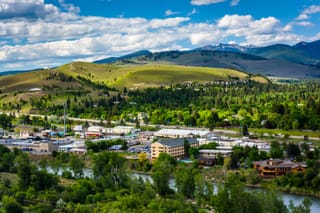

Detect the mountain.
[
  {"left": 294, "top": 40, "right": 320, "bottom": 59},
  {"left": 106, "top": 49, "right": 320, "bottom": 78},
  {"left": 94, "top": 50, "right": 151, "bottom": 64},
  {"left": 92, "top": 39, "right": 320, "bottom": 78},
  {"left": 0, "top": 69, "right": 45, "bottom": 76},
  {"left": 196, "top": 41, "right": 320, "bottom": 67},
  {"left": 197, "top": 43, "right": 249, "bottom": 53},
  {"left": 246, "top": 44, "right": 320, "bottom": 66}
]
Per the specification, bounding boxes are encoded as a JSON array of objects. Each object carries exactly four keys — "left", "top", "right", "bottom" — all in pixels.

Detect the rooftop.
[
  {"left": 158, "top": 138, "right": 198, "bottom": 147},
  {"left": 253, "top": 159, "right": 307, "bottom": 169},
  {"left": 155, "top": 128, "right": 209, "bottom": 137}
]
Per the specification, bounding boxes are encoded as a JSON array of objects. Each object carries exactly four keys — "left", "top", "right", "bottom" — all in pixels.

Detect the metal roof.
[{"left": 158, "top": 138, "right": 198, "bottom": 147}]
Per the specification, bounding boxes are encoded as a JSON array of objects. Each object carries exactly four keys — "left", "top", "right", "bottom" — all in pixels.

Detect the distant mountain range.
[
  {"left": 1, "top": 40, "right": 320, "bottom": 79},
  {"left": 95, "top": 39, "right": 320, "bottom": 78}
]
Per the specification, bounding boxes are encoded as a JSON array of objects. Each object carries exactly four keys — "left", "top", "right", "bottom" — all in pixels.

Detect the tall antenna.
[{"left": 64, "top": 102, "right": 66, "bottom": 136}]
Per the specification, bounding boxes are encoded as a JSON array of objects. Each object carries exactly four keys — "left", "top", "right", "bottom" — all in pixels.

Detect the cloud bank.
[{"left": 0, "top": 1, "right": 317, "bottom": 71}]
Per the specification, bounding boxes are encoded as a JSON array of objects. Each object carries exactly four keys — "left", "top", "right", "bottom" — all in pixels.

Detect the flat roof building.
[
  {"left": 154, "top": 128, "right": 209, "bottom": 138},
  {"left": 151, "top": 138, "right": 198, "bottom": 160}
]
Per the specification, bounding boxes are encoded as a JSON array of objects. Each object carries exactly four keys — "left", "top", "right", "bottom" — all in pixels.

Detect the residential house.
[{"left": 252, "top": 159, "right": 307, "bottom": 178}]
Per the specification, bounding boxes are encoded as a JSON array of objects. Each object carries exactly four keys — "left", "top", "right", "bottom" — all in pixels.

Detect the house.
[
  {"left": 151, "top": 138, "right": 198, "bottom": 160},
  {"left": 252, "top": 159, "right": 307, "bottom": 178}
]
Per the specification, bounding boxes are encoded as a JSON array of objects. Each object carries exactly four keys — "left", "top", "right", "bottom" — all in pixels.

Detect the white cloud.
[
  {"left": 191, "top": 0, "right": 225, "bottom": 6},
  {"left": 0, "top": 2, "right": 317, "bottom": 72},
  {"left": 188, "top": 8, "right": 198, "bottom": 16},
  {"left": 230, "top": 0, "right": 240, "bottom": 6},
  {"left": 283, "top": 20, "right": 313, "bottom": 33},
  {"left": 296, "top": 5, "right": 320, "bottom": 20},
  {"left": 165, "top": 10, "right": 179, "bottom": 16},
  {"left": 58, "top": 0, "right": 80, "bottom": 14},
  {"left": 216, "top": 14, "right": 305, "bottom": 46},
  {"left": 150, "top": 17, "right": 190, "bottom": 28},
  {"left": 217, "top": 14, "right": 252, "bottom": 28},
  {"left": 0, "top": 0, "right": 64, "bottom": 19},
  {"left": 218, "top": 15, "right": 280, "bottom": 35},
  {"left": 190, "top": 33, "right": 214, "bottom": 45}
]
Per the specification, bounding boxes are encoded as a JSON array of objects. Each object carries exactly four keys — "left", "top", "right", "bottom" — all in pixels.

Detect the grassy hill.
[
  {"left": 0, "top": 62, "right": 270, "bottom": 93},
  {"left": 54, "top": 62, "right": 268, "bottom": 89},
  {"left": 0, "top": 62, "right": 267, "bottom": 113}
]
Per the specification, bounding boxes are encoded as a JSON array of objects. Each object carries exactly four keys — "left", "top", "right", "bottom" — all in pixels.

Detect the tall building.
[{"left": 151, "top": 138, "right": 198, "bottom": 160}]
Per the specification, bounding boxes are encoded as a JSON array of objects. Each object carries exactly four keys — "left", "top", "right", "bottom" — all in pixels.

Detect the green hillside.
[
  {"left": 54, "top": 62, "right": 267, "bottom": 89},
  {"left": 108, "top": 64, "right": 261, "bottom": 88},
  {"left": 0, "top": 62, "right": 268, "bottom": 114},
  {"left": 0, "top": 62, "right": 268, "bottom": 93}
]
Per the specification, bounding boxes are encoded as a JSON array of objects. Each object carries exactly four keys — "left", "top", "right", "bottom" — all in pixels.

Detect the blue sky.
[{"left": 0, "top": 0, "right": 320, "bottom": 72}]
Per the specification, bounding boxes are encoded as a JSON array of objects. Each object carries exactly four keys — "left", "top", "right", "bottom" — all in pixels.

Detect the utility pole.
[{"left": 64, "top": 102, "right": 67, "bottom": 136}]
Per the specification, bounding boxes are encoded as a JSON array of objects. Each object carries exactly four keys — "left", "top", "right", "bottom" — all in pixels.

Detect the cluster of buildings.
[
  {"left": 150, "top": 128, "right": 270, "bottom": 164},
  {"left": 0, "top": 125, "right": 308, "bottom": 178},
  {"left": 74, "top": 125, "right": 135, "bottom": 138}
]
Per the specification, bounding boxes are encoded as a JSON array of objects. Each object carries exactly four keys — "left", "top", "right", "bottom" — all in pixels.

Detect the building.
[
  {"left": 108, "top": 126, "right": 135, "bottom": 135},
  {"left": 58, "top": 140, "right": 86, "bottom": 153},
  {"left": 8, "top": 140, "right": 58, "bottom": 153},
  {"left": 85, "top": 125, "right": 105, "bottom": 138},
  {"left": 154, "top": 128, "right": 210, "bottom": 138},
  {"left": 0, "top": 128, "right": 4, "bottom": 137},
  {"left": 199, "top": 149, "right": 232, "bottom": 159},
  {"left": 198, "top": 149, "right": 232, "bottom": 166},
  {"left": 253, "top": 159, "right": 307, "bottom": 178},
  {"left": 151, "top": 138, "right": 198, "bottom": 160}
]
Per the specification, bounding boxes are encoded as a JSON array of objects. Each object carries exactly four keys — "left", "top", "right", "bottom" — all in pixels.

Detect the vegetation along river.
[{"left": 47, "top": 167, "right": 320, "bottom": 212}]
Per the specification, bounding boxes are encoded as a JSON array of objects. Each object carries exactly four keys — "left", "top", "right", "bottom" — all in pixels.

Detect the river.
[
  {"left": 131, "top": 173, "right": 320, "bottom": 213},
  {"left": 47, "top": 167, "right": 320, "bottom": 212}
]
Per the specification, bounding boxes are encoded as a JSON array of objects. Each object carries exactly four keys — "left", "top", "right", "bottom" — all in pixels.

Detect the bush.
[{"left": 2, "top": 195, "right": 24, "bottom": 213}]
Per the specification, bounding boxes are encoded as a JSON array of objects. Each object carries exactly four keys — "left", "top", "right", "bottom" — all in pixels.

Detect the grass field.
[
  {"left": 1, "top": 62, "right": 267, "bottom": 92},
  {"left": 112, "top": 64, "right": 250, "bottom": 88}
]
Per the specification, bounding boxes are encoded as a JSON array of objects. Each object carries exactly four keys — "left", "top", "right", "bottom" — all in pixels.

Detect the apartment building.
[{"left": 151, "top": 138, "right": 198, "bottom": 160}]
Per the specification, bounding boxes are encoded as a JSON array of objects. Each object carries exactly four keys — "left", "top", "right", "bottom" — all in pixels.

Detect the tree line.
[{"left": 0, "top": 146, "right": 312, "bottom": 212}]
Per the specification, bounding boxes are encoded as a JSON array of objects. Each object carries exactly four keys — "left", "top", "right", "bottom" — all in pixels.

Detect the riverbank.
[
  {"left": 193, "top": 165, "right": 320, "bottom": 199},
  {"left": 131, "top": 166, "right": 320, "bottom": 199}
]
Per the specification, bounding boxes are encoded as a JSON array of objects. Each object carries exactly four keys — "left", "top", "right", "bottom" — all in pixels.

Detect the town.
[{"left": 0, "top": 121, "right": 311, "bottom": 179}]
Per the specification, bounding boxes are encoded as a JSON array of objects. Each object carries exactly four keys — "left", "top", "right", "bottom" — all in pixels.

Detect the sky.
[{"left": 0, "top": 0, "right": 320, "bottom": 72}]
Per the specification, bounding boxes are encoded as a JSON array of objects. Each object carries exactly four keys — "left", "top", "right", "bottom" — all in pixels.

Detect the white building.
[
  {"left": 87, "top": 125, "right": 105, "bottom": 133},
  {"left": 58, "top": 140, "right": 86, "bottom": 153},
  {"left": 154, "top": 128, "right": 210, "bottom": 138},
  {"left": 105, "top": 126, "right": 135, "bottom": 135},
  {"left": 73, "top": 125, "right": 83, "bottom": 132}
]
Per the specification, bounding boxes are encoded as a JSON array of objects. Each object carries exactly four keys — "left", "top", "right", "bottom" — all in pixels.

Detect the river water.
[
  {"left": 131, "top": 173, "right": 320, "bottom": 213},
  {"left": 47, "top": 167, "right": 320, "bottom": 212}
]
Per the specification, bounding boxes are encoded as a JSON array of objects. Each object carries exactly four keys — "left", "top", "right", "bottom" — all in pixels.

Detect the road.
[{"left": 2, "top": 111, "right": 320, "bottom": 141}]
